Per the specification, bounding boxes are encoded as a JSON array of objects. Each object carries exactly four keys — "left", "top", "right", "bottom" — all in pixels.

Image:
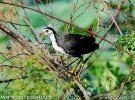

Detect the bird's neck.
[
  {"left": 48, "top": 33, "right": 57, "bottom": 42},
  {"left": 48, "top": 33, "right": 66, "bottom": 54},
  {"left": 48, "top": 33, "right": 59, "bottom": 48}
]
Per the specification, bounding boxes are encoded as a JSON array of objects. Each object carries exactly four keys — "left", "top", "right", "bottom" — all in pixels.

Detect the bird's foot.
[
  {"left": 70, "top": 65, "right": 78, "bottom": 73},
  {"left": 65, "top": 71, "right": 80, "bottom": 81},
  {"left": 67, "top": 69, "right": 77, "bottom": 79},
  {"left": 75, "top": 73, "right": 80, "bottom": 81}
]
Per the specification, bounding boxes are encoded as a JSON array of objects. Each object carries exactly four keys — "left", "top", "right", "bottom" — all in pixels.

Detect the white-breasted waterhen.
[{"left": 40, "top": 27, "right": 99, "bottom": 78}]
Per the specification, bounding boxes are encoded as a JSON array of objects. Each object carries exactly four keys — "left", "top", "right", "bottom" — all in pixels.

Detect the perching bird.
[{"left": 40, "top": 27, "right": 99, "bottom": 57}]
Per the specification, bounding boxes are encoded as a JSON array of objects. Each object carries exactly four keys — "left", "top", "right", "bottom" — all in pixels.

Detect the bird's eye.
[{"left": 46, "top": 30, "right": 48, "bottom": 32}]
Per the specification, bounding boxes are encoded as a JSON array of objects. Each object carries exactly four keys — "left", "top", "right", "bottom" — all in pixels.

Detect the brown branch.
[
  {"left": 1, "top": 53, "right": 28, "bottom": 64},
  {"left": 0, "top": 23, "right": 35, "bottom": 54},
  {"left": 64, "top": 0, "right": 78, "bottom": 33},
  {"left": 0, "top": 19, "right": 28, "bottom": 26},
  {"left": 0, "top": 52, "right": 14, "bottom": 65},
  {"left": 75, "top": 79, "right": 90, "bottom": 100},
  {"left": 101, "top": 0, "right": 125, "bottom": 35},
  {"left": 16, "top": 10, "right": 40, "bottom": 44}
]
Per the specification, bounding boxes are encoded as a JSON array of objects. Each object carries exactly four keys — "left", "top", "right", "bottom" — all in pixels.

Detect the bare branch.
[
  {"left": 0, "top": 23, "right": 35, "bottom": 54},
  {"left": 100, "top": 0, "right": 125, "bottom": 35},
  {"left": 75, "top": 79, "right": 90, "bottom": 100}
]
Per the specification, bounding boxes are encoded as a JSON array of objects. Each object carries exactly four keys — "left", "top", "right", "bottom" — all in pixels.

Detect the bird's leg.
[
  {"left": 75, "top": 63, "right": 85, "bottom": 80},
  {"left": 65, "top": 57, "right": 79, "bottom": 70},
  {"left": 71, "top": 56, "right": 83, "bottom": 74},
  {"left": 62, "top": 57, "right": 80, "bottom": 78},
  {"left": 75, "top": 56, "right": 85, "bottom": 80}
]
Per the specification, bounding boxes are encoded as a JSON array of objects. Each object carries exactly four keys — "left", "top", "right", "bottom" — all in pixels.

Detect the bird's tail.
[{"left": 90, "top": 42, "right": 99, "bottom": 52}]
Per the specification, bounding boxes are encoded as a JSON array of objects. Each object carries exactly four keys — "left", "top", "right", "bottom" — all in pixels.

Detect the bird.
[
  {"left": 40, "top": 27, "right": 99, "bottom": 78},
  {"left": 40, "top": 27, "right": 99, "bottom": 57}
]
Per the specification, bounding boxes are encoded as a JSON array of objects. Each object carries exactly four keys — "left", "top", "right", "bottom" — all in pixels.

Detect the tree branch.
[
  {"left": 0, "top": 23, "right": 35, "bottom": 54},
  {"left": 75, "top": 79, "right": 90, "bottom": 100}
]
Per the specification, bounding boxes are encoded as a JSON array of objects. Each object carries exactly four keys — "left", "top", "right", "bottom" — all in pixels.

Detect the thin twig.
[
  {"left": 0, "top": 23, "right": 35, "bottom": 54},
  {"left": 101, "top": 0, "right": 125, "bottom": 35},
  {"left": 116, "top": 58, "right": 135, "bottom": 100},
  {"left": 1, "top": 53, "right": 28, "bottom": 64},
  {"left": 64, "top": 0, "right": 78, "bottom": 33},
  {"left": 0, "top": 19, "right": 28, "bottom": 26}
]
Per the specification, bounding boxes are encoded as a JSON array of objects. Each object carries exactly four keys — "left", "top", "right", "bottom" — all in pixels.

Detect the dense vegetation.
[{"left": 0, "top": 0, "right": 135, "bottom": 99}]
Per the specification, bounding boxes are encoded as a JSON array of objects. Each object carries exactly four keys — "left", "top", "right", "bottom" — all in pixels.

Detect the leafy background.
[{"left": 0, "top": 0, "right": 135, "bottom": 99}]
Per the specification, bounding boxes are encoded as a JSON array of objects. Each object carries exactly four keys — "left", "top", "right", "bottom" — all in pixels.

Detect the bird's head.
[{"left": 40, "top": 27, "right": 56, "bottom": 37}]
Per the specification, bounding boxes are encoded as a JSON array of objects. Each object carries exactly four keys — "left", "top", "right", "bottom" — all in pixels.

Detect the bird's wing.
[
  {"left": 63, "top": 34, "right": 96, "bottom": 49},
  {"left": 64, "top": 34, "right": 95, "bottom": 42}
]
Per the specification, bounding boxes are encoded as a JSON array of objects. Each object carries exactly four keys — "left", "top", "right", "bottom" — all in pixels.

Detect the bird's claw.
[{"left": 75, "top": 73, "right": 80, "bottom": 81}]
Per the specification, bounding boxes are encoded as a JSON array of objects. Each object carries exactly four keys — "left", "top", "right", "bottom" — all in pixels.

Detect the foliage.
[
  {"left": 0, "top": 0, "right": 135, "bottom": 100},
  {"left": 0, "top": 54, "right": 69, "bottom": 99},
  {"left": 115, "top": 32, "right": 135, "bottom": 52}
]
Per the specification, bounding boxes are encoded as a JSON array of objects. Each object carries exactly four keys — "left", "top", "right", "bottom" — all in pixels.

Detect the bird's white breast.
[{"left": 49, "top": 34, "right": 66, "bottom": 54}]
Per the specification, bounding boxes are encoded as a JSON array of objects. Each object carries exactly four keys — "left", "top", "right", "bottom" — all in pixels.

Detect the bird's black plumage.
[{"left": 44, "top": 27, "right": 99, "bottom": 57}]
